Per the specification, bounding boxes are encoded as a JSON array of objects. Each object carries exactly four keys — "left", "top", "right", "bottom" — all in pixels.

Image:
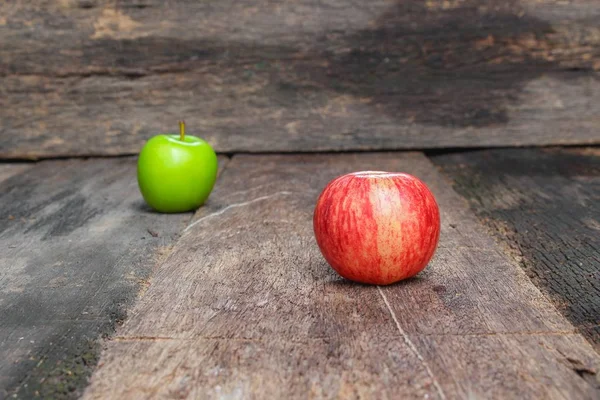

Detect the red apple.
[{"left": 313, "top": 171, "right": 440, "bottom": 285}]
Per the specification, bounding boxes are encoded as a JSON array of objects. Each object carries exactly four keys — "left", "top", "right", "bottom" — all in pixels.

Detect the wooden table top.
[
  {"left": 1, "top": 149, "right": 599, "bottom": 399},
  {"left": 0, "top": 0, "right": 599, "bottom": 398}
]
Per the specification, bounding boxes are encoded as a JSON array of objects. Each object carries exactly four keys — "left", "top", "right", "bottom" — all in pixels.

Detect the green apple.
[{"left": 137, "top": 122, "right": 218, "bottom": 213}]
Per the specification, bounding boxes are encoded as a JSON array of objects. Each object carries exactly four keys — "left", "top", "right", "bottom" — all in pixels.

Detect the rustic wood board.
[
  {"left": 0, "top": 156, "right": 228, "bottom": 398},
  {"left": 84, "top": 153, "right": 600, "bottom": 399},
  {"left": 432, "top": 147, "right": 600, "bottom": 350},
  {"left": 2, "top": 0, "right": 599, "bottom": 75},
  {"left": 0, "top": 163, "right": 32, "bottom": 184},
  {"left": 1, "top": 0, "right": 600, "bottom": 158}
]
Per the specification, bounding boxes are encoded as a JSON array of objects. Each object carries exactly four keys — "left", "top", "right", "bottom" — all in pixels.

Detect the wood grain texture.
[
  {"left": 2, "top": 0, "right": 599, "bottom": 75},
  {"left": 1, "top": 0, "right": 600, "bottom": 158},
  {"left": 432, "top": 147, "right": 600, "bottom": 350},
  {"left": 0, "top": 163, "right": 31, "bottom": 184},
  {"left": 84, "top": 153, "right": 600, "bottom": 399},
  {"left": 0, "top": 156, "right": 228, "bottom": 399}
]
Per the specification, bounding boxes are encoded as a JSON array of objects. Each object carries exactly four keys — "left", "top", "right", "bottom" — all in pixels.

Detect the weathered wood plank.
[
  {"left": 432, "top": 147, "right": 600, "bottom": 350},
  {"left": 2, "top": 72, "right": 600, "bottom": 159},
  {"left": 0, "top": 156, "right": 228, "bottom": 399},
  {"left": 412, "top": 333, "right": 600, "bottom": 397},
  {"left": 0, "top": 163, "right": 31, "bottom": 184},
  {"left": 2, "top": 0, "right": 599, "bottom": 76},
  {"left": 1, "top": 0, "right": 600, "bottom": 158},
  {"left": 84, "top": 153, "right": 600, "bottom": 399},
  {"left": 86, "top": 339, "right": 439, "bottom": 399}
]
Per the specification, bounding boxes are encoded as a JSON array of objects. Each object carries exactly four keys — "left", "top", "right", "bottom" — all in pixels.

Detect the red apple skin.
[{"left": 313, "top": 171, "right": 440, "bottom": 285}]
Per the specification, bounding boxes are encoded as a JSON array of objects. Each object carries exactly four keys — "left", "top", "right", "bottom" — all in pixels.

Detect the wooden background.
[
  {"left": 0, "top": 0, "right": 599, "bottom": 159},
  {"left": 0, "top": 1, "right": 599, "bottom": 399}
]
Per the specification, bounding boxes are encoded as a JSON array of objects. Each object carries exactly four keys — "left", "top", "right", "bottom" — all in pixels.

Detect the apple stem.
[{"left": 179, "top": 120, "right": 185, "bottom": 141}]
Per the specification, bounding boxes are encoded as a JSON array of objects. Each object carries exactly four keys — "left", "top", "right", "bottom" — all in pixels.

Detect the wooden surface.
[
  {"left": 432, "top": 147, "right": 600, "bottom": 350},
  {"left": 83, "top": 153, "right": 600, "bottom": 399},
  {"left": 0, "top": 164, "right": 31, "bottom": 184},
  {"left": 0, "top": 156, "right": 228, "bottom": 399},
  {"left": 2, "top": 0, "right": 600, "bottom": 158}
]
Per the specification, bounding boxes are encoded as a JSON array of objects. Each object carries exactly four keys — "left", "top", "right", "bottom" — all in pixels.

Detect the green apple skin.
[{"left": 137, "top": 134, "right": 218, "bottom": 213}]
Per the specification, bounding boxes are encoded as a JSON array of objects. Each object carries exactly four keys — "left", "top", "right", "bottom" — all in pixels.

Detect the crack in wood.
[
  {"left": 184, "top": 191, "right": 298, "bottom": 232},
  {"left": 109, "top": 330, "right": 587, "bottom": 343},
  {"left": 378, "top": 286, "right": 447, "bottom": 400}
]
